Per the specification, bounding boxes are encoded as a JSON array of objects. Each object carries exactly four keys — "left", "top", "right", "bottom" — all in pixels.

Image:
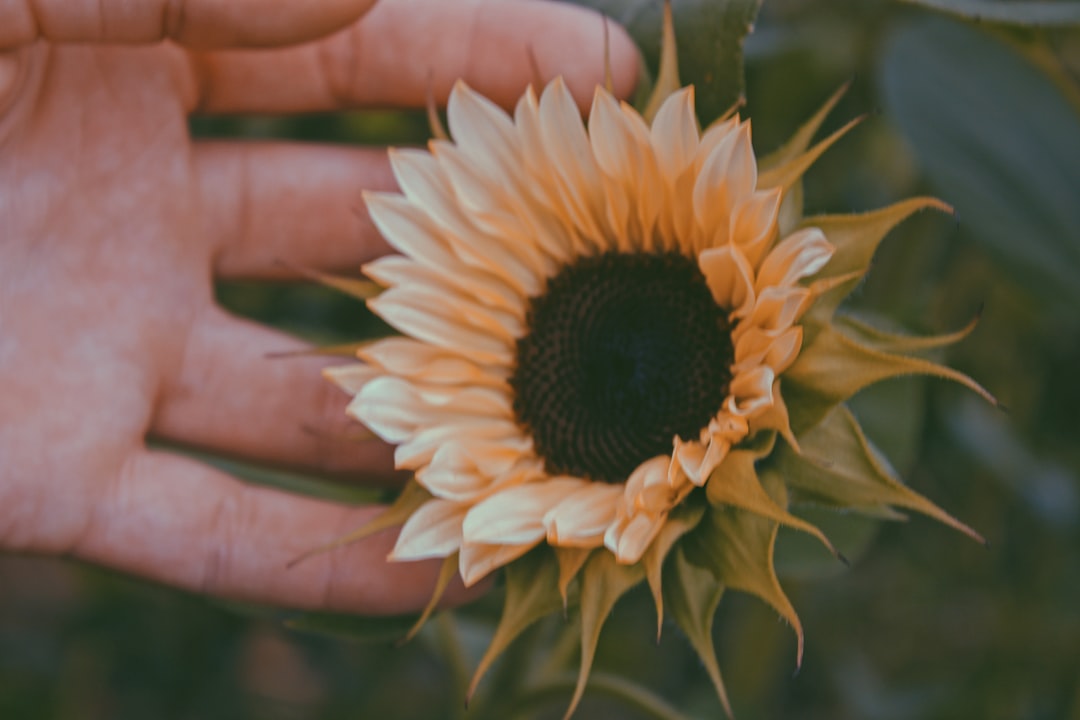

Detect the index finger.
[{"left": 0, "top": 0, "right": 378, "bottom": 49}]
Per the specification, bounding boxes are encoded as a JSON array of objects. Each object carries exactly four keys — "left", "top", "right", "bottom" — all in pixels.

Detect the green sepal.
[
  {"left": 565, "top": 551, "right": 646, "bottom": 719},
  {"left": 663, "top": 546, "right": 732, "bottom": 718},
  {"left": 555, "top": 547, "right": 593, "bottom": 608},
  {"left": 684, "top": 497, "right": 804, "bottom": 666},
  {"left": 771, "top": 404, "right": 986, "bottom": 544},
  {"left": 286, "top": 479, "right": 430, "bottom": 568},
  {"left": 642, "top": 502, "right": 706, "bottom": 641},
  {"left": 758, "top": 83, "right": 850, "bottom": 236},
  {"left": 835, "top": 311, "right": 980, "bottom": 357},
  {"left": 402, "top": 552, "right": 459, "bottom": 643},
  {"left": 757, "top": 115, "right": 864, "bottom": 193},
  {"left": 282, "top": 260, "right": 384, "bottom": 301},
  {"left": 801, "top": 197, "right": 953, "bottom": 341},
  {"left": 467, "top": 548, "right": 564, "bottom": 704},
  {"left": 759, "top": 83, "right": 851, "bottom": 173},
  {"left": 642, "top": 0, "right": 681, "bottom": 124},
  {"left": 705, "top": 442, "right": 839, "bottom": 561},
  {"left": 266, "top": 340, "right": 374, "bottom": 360},
  {"left": 783, "top": 322, "right": 996, "bottom": 434}
]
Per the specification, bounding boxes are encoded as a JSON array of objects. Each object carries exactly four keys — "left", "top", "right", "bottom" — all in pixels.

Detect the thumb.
[{"left": 1, "top": 0, "right": 379, "bottom": 50}]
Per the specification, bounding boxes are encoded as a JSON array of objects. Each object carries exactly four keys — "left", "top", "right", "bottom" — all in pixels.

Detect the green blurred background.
[{"left": 2, "top": 0, "right": 1078, "bottom": 718}]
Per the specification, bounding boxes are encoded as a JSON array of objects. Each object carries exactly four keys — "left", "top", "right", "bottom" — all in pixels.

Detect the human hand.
[{"left": 0, "top": 0, "right": 637, "bottom": 614}]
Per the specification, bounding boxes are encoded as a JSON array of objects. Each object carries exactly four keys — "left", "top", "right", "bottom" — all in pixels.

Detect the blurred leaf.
[
  {"left": 282, "top": 611, "right": 421, "bottom": 644},
  {"left": 880, "top": 18, "right": 1080, "bottom": 311},
  {"left": 898, "top": 0, "right": 1080, "bottom": 27},
  {"left": 772, "top": 505, "right": 885, "bottom": 580},
  {"left": 564, "top": 0, "right": 762, "bottom": 123}
]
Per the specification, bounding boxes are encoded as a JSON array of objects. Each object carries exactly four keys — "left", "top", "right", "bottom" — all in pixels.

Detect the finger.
[
  {"left": 72, "top": 447, "right": 480, "bottom": 613},
  {"left": 194, "top": 141, "right": 396, "bottom": 278},
  {"left": 190, "top": 0, "right": 640, "bottom": 115},
  {"left": 0, "top": 0, "right": 378, "bottom": 50},
  {"left": 153, "top": 303, "right": 394, "bottom": 481}
]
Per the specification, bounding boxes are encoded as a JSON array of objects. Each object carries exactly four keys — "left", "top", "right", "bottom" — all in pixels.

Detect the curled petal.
[
  {"left": 730, "top": 187, "right": 782, "bottom": 268},
  {"left": 726, "top": 366, "right": 777, "bottom": 417},
  {"left": 756, "top": 226, "right": 834, "bottom": 291},
  {"left": 604, "top": 511, "right": 667, "bottom": 565},
  {"left": 698, "top": 244, "right": 756, "bottom": 318}
]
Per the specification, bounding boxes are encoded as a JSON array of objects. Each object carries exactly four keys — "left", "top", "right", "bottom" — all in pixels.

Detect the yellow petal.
[
  {"left": 544, "top": 483, "right": 622, "bottom": 548},
  {"left": 698, "top": 244, "right": 756, "bottom": 318},
  {"left": 390, "top": 499, "right": 470, "bottom": 561},
  {"left": 463, "top": 478, "right": 585, "bottom": 545},
  {"left": 650, "top": 86, "right": 699, "bottom": 183},
  {"left": 755, "top": 226, "right": 834, "bottom": 292}
]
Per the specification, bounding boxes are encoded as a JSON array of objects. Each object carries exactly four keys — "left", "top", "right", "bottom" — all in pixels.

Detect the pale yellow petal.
[
  {"left": 537, "top": 78, "right": 611, "bottom": 245},
  {"left": 463, "top": 478, "right": 585, "bottom": 545},
  {"left": 363, "top": 253, "right": 524, "bottom": 319},
  {"left": 623, "top": 455, "right": 675, "bottom": 514},
  {"left": 605, "top": 511, "right": 667, "bottom": 565},
  {"left": 358, "top": 337, "right": 509, "bottom": 387},
  {"left": 394, "top": 419, "right": 521, "bottom": 470},
  {"left": 389, "top": 499, "right": 469, "bottom": 561},
  {"left": 725, "top": 366, "right": 776, "bottom": 417},
  {"left": 446, "top": 80, "right": 521, "bottom": 184},
  {"left": 544, "top": 483, "right": 622, "bottom": 548},
  {"left": 697, "top": 244, "right": 756, "bottom": 319},
  {"left": 368, "top": 289, "right": 514, "bottom": 366},
  {"left": 650, "top": 86, "right": 699, "bottom": 183},
  {"left": 756, "top": 226, "right": 834, "bottom": 292},
  {"left": 729, "top": 187, "right": 782, "bottom": 268},
  {"left": 459, "top": 541, "right": 538, "bottom": 587},
  {"left": 322, "top": 363, "right": 380, "bottom": 397}
]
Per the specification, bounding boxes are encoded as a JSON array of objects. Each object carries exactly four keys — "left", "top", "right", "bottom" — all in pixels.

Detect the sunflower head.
[{"left": 318, "top": 19, "right": 993, "bottom": 718}]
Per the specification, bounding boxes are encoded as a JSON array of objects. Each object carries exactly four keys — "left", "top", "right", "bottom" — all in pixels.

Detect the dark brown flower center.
[{"left": 510, "top": 251, "right": 734, "bottom": 483}]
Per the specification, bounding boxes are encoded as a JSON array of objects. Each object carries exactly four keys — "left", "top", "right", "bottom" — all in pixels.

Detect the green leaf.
[
  {"left": 898, "top": 0, "right": 1080, "bottom": 27},
  {"left": 565, "top": 0, "right": 762, "bottom": 124},
  {"left": 663, "top": 547, "right": 732, "bottom": 718},
  {"left": 566, "top": 551, "right": 646, "bottom": 719},
  {"left": 880, "top": 18, "right": 1080, "bottom": 310},
  {"left": 771, "top": 404, "right": 985, "bottom": 544},
  {"left": 467, "top": 548, "right": 564, "bottom": 703}
]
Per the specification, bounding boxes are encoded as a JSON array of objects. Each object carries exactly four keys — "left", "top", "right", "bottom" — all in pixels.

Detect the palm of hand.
[{"left": 0, "top": 0, "right": 638, "bottom": 614}]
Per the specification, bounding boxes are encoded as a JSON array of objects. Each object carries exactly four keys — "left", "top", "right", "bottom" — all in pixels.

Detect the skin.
[{"left": 0, "top": 0, "right": 638, "bottom": 614}]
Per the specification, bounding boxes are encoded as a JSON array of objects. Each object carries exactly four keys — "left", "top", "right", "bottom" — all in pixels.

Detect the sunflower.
[
  {"left": 329, "top": 77, "right": 835, "bottom": 584},
  {"left": 319, "top": 33, "right": 993, "bottom": 718}
]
